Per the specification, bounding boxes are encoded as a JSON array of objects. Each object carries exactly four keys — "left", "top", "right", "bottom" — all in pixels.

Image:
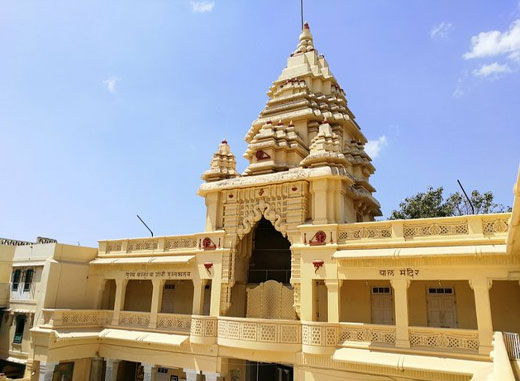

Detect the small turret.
[
  {"left": 299, "top": 119, "right": 348, "bottom": 169},
  {"left": 201, "top": 140, "right": 239, "bottom": 182}
]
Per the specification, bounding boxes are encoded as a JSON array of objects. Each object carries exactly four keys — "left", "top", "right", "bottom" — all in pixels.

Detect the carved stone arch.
[{"left": 236, "top": 200, "right": 289, "bottom": 241}]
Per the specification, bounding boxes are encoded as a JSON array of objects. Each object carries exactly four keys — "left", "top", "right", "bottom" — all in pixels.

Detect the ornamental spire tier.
[
  {"left": 201, "top": 139, "right": 239, "bottom": 182},
  {"left": 200, "top": 22, "right": 381, "bottom": 225}
]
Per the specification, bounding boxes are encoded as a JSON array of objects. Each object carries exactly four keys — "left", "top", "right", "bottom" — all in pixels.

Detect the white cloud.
[
  {"left": 191, "top": 1, "right": 215, "bottom": 13},
  {"left": 464, "top": 19, "right": 520, "bottom": 61},
  {"left": 431, "top": 22, "right": 453, "bottom": 40},
  {"left": 365, "top": 136, "right": 388, "bottom": 159},
  {"left": 472, "top": 62, "right": 511, "bottom": 77},
  {"left": 102, "top": 77, "right": 120, "bottom": 93}
]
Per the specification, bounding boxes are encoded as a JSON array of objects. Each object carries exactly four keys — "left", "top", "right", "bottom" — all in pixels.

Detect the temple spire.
[{"left": 294, "top": 21, "right": 314, "bottom": 54}]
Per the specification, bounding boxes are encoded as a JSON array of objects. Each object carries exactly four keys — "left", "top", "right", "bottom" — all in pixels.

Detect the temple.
[{"left": 1, "top": 23, "right": 520, "bottom": 381}]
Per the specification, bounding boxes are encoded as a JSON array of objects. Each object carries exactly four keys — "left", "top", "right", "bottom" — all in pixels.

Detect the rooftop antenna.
[
  {"left": 457, "top": 179, "right": 475, "bottom": 214},
  {"left": 137, "top": 214, "right": 154, "bottom": 237},
  {"left": 300, "top": 0, "right": 304, "bottom": 30}
]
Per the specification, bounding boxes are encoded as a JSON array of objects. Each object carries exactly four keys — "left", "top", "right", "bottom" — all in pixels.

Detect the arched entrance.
[
  {"left": 227, "top": 217, "right": 297, "bottom": 320},
  {"left": 248, "top": 217, "right": 291, "bottom": 284}
]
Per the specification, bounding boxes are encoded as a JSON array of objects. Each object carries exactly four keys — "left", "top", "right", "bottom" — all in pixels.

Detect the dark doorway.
[
  {"left": 248, "top": 218, "right": 291, "bottom": 284},
  {"left": 116, "top": 361, "right": 142, "bottom": 381},
  {"left": 246, "top": 361, "right": 293, "bottom": 381}
]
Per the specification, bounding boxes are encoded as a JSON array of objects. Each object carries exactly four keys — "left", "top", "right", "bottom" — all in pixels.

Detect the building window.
[
  {"left": 13, "top": 315, "right": 25, "bottom": 344},
  {"left": 11, "top": 269, "right": 21, "bottom": 291},
  {"left": 23, "top": 269, "right": 34, "bottom": 292}
]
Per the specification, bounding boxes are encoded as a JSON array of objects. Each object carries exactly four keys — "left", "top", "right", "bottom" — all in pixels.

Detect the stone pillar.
[
  {"left": 325, "top": 279, "right": 342, "bottom": 323},
  {"left": 38, "top": 361, "right": 57, "bottom": 381},
  {"left": 470, "top": 278, "right": 494, "bottom": 355},
  {"left": 312, "top": 179, "right": 329, "bottom": 224},
  {"left": 142, "top": 364, "right": 154, "bottom": 381},
  {"left": 300, "top": 279, "right": 314, "bottom": 321},
  {"left": 192, "top": 279, "right": 206, "bottom": 315},
  {"left": 89, "top": 357, "right": 104, "bottom": 381},
  {"left": 149, "top": 279, "right": 165, "bottom": 328},
  {"left": 391, "top": 279, "right": 410, "bottom": 348},
  {"left": 95, "top": 278, "right": 108, "bottom": 309},
  {"left": 184, "top": 369, "right": 201, "bottom": 381},
  {"left": 205, "top": 192, "right": 221, "bottom": 231},
  {"left": 112, "top": 279, "right": 128, "bottom": 325},
  {"left": 202, "top": 372, "right": 220, "bottom": 381},
  {"left": 104, "top": 359, "right": 120, "bottom": 381}
]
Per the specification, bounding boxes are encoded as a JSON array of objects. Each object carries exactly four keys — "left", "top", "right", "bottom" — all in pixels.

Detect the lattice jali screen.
[
  {"left": 409, "top": 329, "right": 479, "bottom": 353},
  {"left": 218, "top": 319, "right": 301, "bottom": 344},
  {"left": 338, "top": 225, "right": 392, "bottom": 243},
  {"left": 60, "top": 310, "right": 112, "bottom": 326},
  {"left": 118, "top": 312, "right": 150, "bottom": 328},
  {"left": 246, "top": 280, "right": 297, "bottom": 320},
  {"left": 403, "top": 220, "right": 469, "bottom": 239},
  {"left": 482, "top": 217, "right": 509, "bottom": 235},
  {"left": 157, "top": 314, "right": 191, "bottom": 333},
  {"left": 338, "top": 325, "right": 396, "bottom": 345},
  {"left": 127, "top": 240, "right": 158, "bottom": 252},
  {"left": 165, "top": 238, "right": 198, "bottom": 250},
  {"left": 106, "top": 241, "right": 122, "bottom": 253}
]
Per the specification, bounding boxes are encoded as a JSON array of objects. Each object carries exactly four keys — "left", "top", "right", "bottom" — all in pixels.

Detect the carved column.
[
  {"left": 325, "top": 279, "right": 342, "bottom": 323},
  {"left": 142, "top": 364, "right": 154, "bottom": 381},
  {"left": 391, "top": 279, "right": 410, "bottom": 348},
  {"left": 112, "top": 279, "right": 128, "bottom": 325},
  {"left": 89, "top": 357, "right": 104, "bottom": 381},
  {"left": 104, "top": 359, "right": 120, "bottom": 381},
  {"left": 149, "top": 279, "right": 165, "bottom": 328},
  {"left": 38, "top": 361, "right": 57, "bottom": 381},
  {"left": 470, "top": 278, "right": 494, "bottom": 355}
]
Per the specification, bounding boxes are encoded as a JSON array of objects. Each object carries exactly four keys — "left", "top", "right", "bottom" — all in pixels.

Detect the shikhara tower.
[{"left": 201, "top": 22, "right": 381, "bottom": 227}]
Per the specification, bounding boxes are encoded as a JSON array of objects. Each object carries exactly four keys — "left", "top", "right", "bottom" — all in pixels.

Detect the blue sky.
[{"left": 1, "top": 0, "right": 519, "bottom": 247}]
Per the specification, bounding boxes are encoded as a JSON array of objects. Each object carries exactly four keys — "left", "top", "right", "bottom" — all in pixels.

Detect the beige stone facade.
[{"left": 1, "top": 23, "right": 520, "bottom": 381}]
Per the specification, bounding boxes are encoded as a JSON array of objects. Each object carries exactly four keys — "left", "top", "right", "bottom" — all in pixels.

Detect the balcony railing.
[
  {"left": 301, "top": 322, "right": 396, "bottom": 354},
  {"left": 99, "top": 231, "right": 227, "bottom": 255},
  {"left": 218, "top": 317, "right": 301, "bottom": 350},
  {"left": 41, "top": 309, "right": 114, "bottom": 328},
  {"left": 308, "top": 213, "right": 511, "bottom": 246},
  {"left": 408, "top": 326, "right": 480, "bottom": 354},
  {"left": 40, "top": 309, "right": 484, "bottom": 357}
]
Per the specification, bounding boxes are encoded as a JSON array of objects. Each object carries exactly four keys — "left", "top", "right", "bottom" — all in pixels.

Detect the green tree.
[{"left": 389, "top": 187, "right": 511, "bottom": 220}]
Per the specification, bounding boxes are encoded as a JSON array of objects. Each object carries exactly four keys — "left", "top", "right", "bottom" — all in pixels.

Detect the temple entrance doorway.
[
  {"left": 248, "top": 217, "right": 291, "bottom": 284},
  {"left": 246, "top": 361, "right": 293, "bottom": 381},
  {"left": 226, "top": 217, "right": 297, "bottom": 319}
]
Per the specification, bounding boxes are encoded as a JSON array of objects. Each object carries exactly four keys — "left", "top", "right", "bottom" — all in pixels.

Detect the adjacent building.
[
  {"left": 0, "top": 238, "right": 97, "bottom": 379},
  {"left": 2, "top": 23, "right": 520, "bottom": 381}
]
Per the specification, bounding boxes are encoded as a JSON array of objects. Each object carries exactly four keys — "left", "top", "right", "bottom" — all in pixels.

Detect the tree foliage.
[{"left": 389, "top": 187, "right": 511, "bottom": 220}]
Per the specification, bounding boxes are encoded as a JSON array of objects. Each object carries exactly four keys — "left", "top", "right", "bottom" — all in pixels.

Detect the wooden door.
[{"left": 427, "top": 287, "right": 457, "bottom": 328}]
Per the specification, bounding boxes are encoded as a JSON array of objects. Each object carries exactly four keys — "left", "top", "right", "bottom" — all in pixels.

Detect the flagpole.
[{"left": 300, "top": 0, "right": 304, "bottom": 29}]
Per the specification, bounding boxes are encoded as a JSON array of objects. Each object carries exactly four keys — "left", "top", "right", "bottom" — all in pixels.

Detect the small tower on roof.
[{"left": 201, "top": 139, "right": 239, "bottom": 182}]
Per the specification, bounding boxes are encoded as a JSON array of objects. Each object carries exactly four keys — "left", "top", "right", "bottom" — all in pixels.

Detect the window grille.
[
  {"left": 24, "top": 269, "right": 34, "bottom": 292},
  {"left": 11, "top": 269, "right": 21, "bottom": 291},
  {"left": 13, "top": 315, "right": 25, "bottom": 344},
  {"left": 371, "top": 287, "right": 391, "bottom": 294},
  {"left": 428, "top": 287, "right": 453, "bottom": 294}
]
